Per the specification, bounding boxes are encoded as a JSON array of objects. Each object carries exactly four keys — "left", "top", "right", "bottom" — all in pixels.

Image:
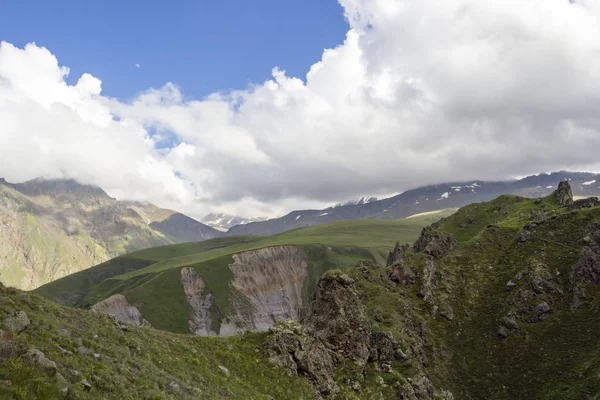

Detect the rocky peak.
[
  {"left": 307, "top": 271, "right": 371, "bottom": 362},
  {"left": 386, "top": 241, "right": 411, "bottom": 266},
  {"left": 413, "top": 226, "right": 457, "bottom": 258},
  {"left": 554, "top": 181, "right": 574, "bottom": 207}
]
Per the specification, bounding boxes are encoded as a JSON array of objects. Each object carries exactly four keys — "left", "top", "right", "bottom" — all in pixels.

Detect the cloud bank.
[{"left": 2, "top": 0, "right": 600, "bottom": 219}]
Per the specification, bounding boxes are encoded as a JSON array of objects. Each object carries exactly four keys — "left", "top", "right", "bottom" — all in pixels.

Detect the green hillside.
[
  {"left": 6, "top": 186, "right": 600, "bottom": 398},
  {"left": 35, "top": 212, "right": 456, "bottom": 335}
]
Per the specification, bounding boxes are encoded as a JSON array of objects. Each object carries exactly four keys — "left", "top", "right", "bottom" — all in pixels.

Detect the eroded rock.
[
  {"left": 413, "top": 227, "right": 457, "bottom": 258},
  {"left": 180, "top": 267, "right": 216, "bottom": 336},
  {"left": 307, "top": 271, "right": 371, "bottom": 362},
  {"left": 555, "top": 181, "right": 574, "bottom": 207},
  {"left": 226, "top": 246, "right": 308, "bottom": 334},
  {"left": 265, "top": 320, "right": 337, "bottom": 396},
  {"left": 91, "top": 294, "right": 151, "bottom": 327}
]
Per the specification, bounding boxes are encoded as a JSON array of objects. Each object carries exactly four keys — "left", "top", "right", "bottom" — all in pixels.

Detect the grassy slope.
[
  {"left": 434, "top": 198, "right": 600, "bottom": 399},
  {"left": 36, "top": 214, "right": 455, "bottom": 334},
  {"left": 0, "top": 285, "right": 318, "bottom": 399}
]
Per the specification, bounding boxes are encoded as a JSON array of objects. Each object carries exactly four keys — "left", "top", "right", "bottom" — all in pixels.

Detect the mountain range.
[
  {"left": 2, "top": 171, "right": 600, "bottom": 291},
  {"left": 0, "top": 178, "right": 222, "bottom": 290},
  {"left": 3, "top": 181, "right": 600, "bottom": 398},
  {"left": 227, "top": 171, "right": 600, "bottom": 235}
]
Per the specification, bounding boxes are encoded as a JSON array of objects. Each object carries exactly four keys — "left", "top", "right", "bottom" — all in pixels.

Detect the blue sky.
[{"left": 0, "top": 0, "right": 348, "bottom": 100}]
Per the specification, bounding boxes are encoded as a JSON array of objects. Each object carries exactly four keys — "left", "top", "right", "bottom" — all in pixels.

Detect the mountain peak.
[{"left": 14, "top": 178, "right": 112, "bottom": 200}]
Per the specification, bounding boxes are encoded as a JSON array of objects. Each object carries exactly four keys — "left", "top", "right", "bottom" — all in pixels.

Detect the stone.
[
  {"left": 497, "top": 326, "right": 509, "bottom": 338},
  {"left": 570, "top": 197, "right": 600, "bottom": 210},
  {"left": 389, "top": 264, "right": 417, "bottom": 287},
  {"left": 555, "top": 181, "right": 573, "bottom": 207},
  {"left": 77, "top": 346, "right": 91, "bottom": 356},
  {"left": 501, "top": 316, "right": 519, "bottom": 331},
  {"left": 381, "top": 362, "right": 392, "bottom": 373},
  {"left": 81, "top": 379, "right": 91, "bottom": 391},
  {"left": 56, "top": 373, "right": 69, "bottom": 396},
  {"left": 23, "top": 349, "right": 57, "bottom": 374},
  {"left": 218, "top": 365, "right": 230, "bottom": 377},
  {"left": 531, "top": 303, "right": 551, "bottom": 322},
  {"left": 119, "top": 324, "right": 129, "bottom": 332},
  {"left": 440, "top": 311, "right": 454, "bottom": 321},
  {"left": 0, "top": 330, "right": 22, "bottom": 359},
  {"left": 93, "top": 353, "right": 101, "bottom": 361},
  {"left": 3, "top": 311, "right": 30, "bottom": 333},
  {"left": 166, "top": 381, "right": 180, "bottom": 392}
]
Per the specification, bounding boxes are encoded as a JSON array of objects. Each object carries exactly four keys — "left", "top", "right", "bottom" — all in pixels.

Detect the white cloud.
[
  {"left": 135, "top": 63, "right": 140, "bottom": 68},
  {"left": 2, "top": 0, "right": 600, "bottom": 220}
]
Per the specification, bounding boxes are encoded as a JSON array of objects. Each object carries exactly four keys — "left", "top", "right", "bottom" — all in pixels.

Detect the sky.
[{"left": 1, "top": 0, "right": 600, "bottom": 220}]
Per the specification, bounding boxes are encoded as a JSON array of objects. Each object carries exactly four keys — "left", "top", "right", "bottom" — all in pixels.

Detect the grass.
[
  {"left": 0, "top": 285, "right": 319, "bottom": 399},
  {"left": 34, "top": 216, "right": 453, "bottom": 335}
]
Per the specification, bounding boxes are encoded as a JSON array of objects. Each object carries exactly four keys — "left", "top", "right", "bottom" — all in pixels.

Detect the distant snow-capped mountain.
[{"left": 201, "top": 212, "right": 269, "bottom": 231}]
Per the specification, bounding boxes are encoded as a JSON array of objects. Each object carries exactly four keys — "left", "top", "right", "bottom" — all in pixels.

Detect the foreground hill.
[
  {"left": 5, "top": 182, "right": 600, "bottom": 398},
  {"left": 0, "top": 178, "right": 222, "bottom": 290},
  {"left": 228, "top": 171, "right": 600, "bottom": 236},
  {"left": 34, "top": 210, "right": 455, "bottom": 335}
]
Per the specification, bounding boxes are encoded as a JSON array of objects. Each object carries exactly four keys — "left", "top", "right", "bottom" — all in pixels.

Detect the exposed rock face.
[
  {"left": 505, "top": 260, "right": 561, "bottom": 323},
  {"left": 387, "top": 242, "right": 410, "bottom": 266},
  {"left": 398, "top": 374, "right": 437, "bottom": 400},
  {"left": 571, "top": 197, "right": 600, "bottom": 210},
  {"left": 555, "top": 181, "right": 574, "bottom": 207},
  {"left": 413, "top": 227, "right": 457, "bottom": 258},
  {"left": 91, "top": 295, "right": 151, "bottom": 327},
  {"left": 228, "top": 246, "right": 308, "bottom": 333},
  {"left": 180, "top": 267, "right": 216, "bottom": 336},
  {"left": 307, "top": 271, "right": 371, "bottom": 362},
  {"left": 266, "top": 320, "right": 337, "bottom": 396},
  {"left": 390, "top": 264, "right": 417, "bottom": 287}
]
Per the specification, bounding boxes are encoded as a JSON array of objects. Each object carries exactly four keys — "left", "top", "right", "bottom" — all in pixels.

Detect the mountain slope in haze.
[
  {"left": 201, "top": 212, "right": 269, "bottom": 231},
  {"left": 227, "top": 171, "right": 600, "bottom": 236},
  {"left": 11, "top": 182, "right": 600, "bottom": 399},
  {"left": 0, "top": 178, "right": 222, "bottom": 291}
]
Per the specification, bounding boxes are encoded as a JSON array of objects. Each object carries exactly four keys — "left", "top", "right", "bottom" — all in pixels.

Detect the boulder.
[
  {"left": 3, "top": 311, "right": 30, "bottom": 333},
  {"left": 0, "top": 330, "right": 23, "bottom": 359},
  {"left": 555, "top": 181, "right": 573, "bottom": 207},
  {"left": 23, "top": 349, "right": 57, "bottom": 374}
]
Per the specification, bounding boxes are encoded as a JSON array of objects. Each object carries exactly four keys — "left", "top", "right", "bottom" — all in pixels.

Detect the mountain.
[
  {"left": 201, "top": 212, "right": 269, "bottom": 231},
  {"left": 0, "top": 178, "right": 222, "bottom": 290},
  {"left": 5, "top": 182, "right": 600, "bottom": 398},
  {"left": 227, "top": 171, "right": 600, "bottom": 236}
]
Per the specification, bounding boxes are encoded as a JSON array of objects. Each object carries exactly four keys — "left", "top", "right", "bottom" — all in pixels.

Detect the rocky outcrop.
[
  {"left": 387, "top": 242, "right": 410, "bottom": 266},
  {"left": 413, "top": 227, "right": 457, "bottom": 258},
  {"left": 266, "top": 320, "right": 337, "bottom": 396},
  {"left": 555, "top": 181, "right": 574, "bottom": 207},
  {"left": 180, "top": 267, "right": 216, "bottom": 336},
  {"left": 570, "top": 197, "right": 600, "bottom": 210},
  {"left": 91, "top": 295, "right": 151, "bottom": 327},
  {"left": 505, "top": 260, "right": 562, "bottom": 323},
  {"left": 229, "top": 246, "right": 308, "bottom": 332},
  {"left": 307, "top": 271, "right": 371, "bottom": 362}
]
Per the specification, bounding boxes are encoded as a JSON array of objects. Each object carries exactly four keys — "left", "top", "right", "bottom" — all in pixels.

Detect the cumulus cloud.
[{"left": 1, "top": 1, "right": 600, "bottom": 219}]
